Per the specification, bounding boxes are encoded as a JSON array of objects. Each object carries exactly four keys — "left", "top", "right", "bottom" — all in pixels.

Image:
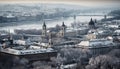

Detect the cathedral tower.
[
  {"left": 89, "top": 18, "right": 95, "bottom": 29},
  {"left": 61, "top": 21, "right": 66, "bottom": 37},
  {"left": 42, "top": 21, "right": 47, "bottom": 36}
]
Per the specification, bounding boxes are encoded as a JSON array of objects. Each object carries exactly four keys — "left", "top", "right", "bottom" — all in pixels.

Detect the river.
[{"left": 0, "top": 15, "right": 106, "bottom": 33}]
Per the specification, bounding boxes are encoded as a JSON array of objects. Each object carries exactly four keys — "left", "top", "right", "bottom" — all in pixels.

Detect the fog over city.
[
  {"left": 0, "top": 1, "right": 119, "bottom": 33},
  {"left": 0, "top": 0, "right": 120, "bottom": 69}
]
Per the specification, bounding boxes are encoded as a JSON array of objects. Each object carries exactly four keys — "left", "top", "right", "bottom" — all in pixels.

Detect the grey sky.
[{"left": 0, "top": 0, "right": 119, "bottom": 7}]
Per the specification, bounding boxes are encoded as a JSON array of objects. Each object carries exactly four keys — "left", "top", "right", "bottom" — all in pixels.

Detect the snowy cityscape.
[{"left": 0, "top": 1, "right": 120, "bottom": 69}]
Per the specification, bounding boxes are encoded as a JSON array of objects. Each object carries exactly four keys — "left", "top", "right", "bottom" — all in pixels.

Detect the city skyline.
[
  {"left": 0, "top": 0, "right": 120, "bottom": 69},
  {"left": 0, "top": 0, "right": 120, "bottom": 7}
]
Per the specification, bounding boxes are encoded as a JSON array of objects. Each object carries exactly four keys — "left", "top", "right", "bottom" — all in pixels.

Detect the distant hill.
[
  {"left": 0, "top": 3, "right": 87, "bottom": 12},
  {"left": 0, "top": 3, "right": 86, "bottom": 23},
  {"left": 109, "top": 9, "right": 120, "bottom": 16},
  {"left": 102, "top": 9, "right": 120, "bottom": 21}
]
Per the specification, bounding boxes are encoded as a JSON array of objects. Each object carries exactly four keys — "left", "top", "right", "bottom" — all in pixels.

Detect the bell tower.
[
  {"left": 42, "top": 21, "right": 47, "bottom": 36},
  {"left": 61, "top": 21, "right": 66, "bottom": 37}
]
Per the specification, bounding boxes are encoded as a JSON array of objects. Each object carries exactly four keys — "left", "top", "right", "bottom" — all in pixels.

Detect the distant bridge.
[
  {"left": 63, "top": 14, "right": 111, "bottom": 17},
  {"left": 75, "top": 14, "right": 106, "bottom": 16}
]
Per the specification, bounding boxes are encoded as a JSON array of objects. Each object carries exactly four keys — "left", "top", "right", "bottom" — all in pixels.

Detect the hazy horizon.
[{"left": 0, "top": 0, "right": 120, "bottom": 8}]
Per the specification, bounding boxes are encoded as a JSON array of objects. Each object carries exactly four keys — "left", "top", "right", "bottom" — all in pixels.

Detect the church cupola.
[{"left": 89, "top": 18, "right": 95, "bottom": 29}]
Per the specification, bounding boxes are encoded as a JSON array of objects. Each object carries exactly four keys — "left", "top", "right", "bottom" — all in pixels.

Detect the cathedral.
[
  {"left": 89, "top": 18, "right": 95, "bottom": 29},
  {"left": 41, "top": 21, "right": 66, "bottom": 47}
]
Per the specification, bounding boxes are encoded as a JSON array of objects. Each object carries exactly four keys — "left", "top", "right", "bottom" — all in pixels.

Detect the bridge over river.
[{"left": 64, "top": 14, "right": 113, "bottom": 18}]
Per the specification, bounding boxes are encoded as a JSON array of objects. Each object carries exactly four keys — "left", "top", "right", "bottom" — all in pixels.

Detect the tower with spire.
[
  {"left": 42, "top": 21, "right": 47, "bottom": 36},
  {"left": 89, "top": 18, "right": 95, "bottom": 29},
  {"left": 61, "top": 21, "right": 66, "bottom": 37}
]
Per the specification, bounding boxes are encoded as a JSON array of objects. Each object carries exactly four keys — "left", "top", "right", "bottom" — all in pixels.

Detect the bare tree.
[
  {"left": 51, "top": 48, "right": 91, "bottom": 66},
  {"left": 32, "top": 61, "right": 51, "bottom": 69},
  {"left": 108, "top": 49, "right": 120, "bottom": 58},
  {"left": 86, "top": 55, "right": 120, "bottom": 69}
]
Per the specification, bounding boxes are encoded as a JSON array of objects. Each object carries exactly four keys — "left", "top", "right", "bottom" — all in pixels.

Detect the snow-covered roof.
[
  {"left": 77, "top": 39, "right": 114, "bottom": 48},
  {"left": 114, "top": 30, "right": 120, "bottom": 33},
  {"left": 63, "top": 63, "right": 77, "bottom": 69},
  {"left": 1, "top": 46, "right": 56, "bottom": 55},
  {"left": 107, "top": 25, "right": 118, "bottom": 28}
]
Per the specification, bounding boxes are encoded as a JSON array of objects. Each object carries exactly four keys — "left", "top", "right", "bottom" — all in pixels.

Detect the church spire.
[
  {"left": 43, "top": 21, "right": 46, "bottom": 27},
  {"left": 62, "top": 21, "right": 65, "bottom": 27},
  {"left": 61, "top": 21, "right": 66, "bottom": 37},
  {"left": 42, "top": 21, "right": 47, "bottom": 36},
  {"left": 90, "top": 18, "right": 93, "bottom": 23}
]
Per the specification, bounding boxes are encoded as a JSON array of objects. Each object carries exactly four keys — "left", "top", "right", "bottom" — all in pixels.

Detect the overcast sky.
[{"left": 0, "top": 0, "right": 119, "bottom": 7}]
